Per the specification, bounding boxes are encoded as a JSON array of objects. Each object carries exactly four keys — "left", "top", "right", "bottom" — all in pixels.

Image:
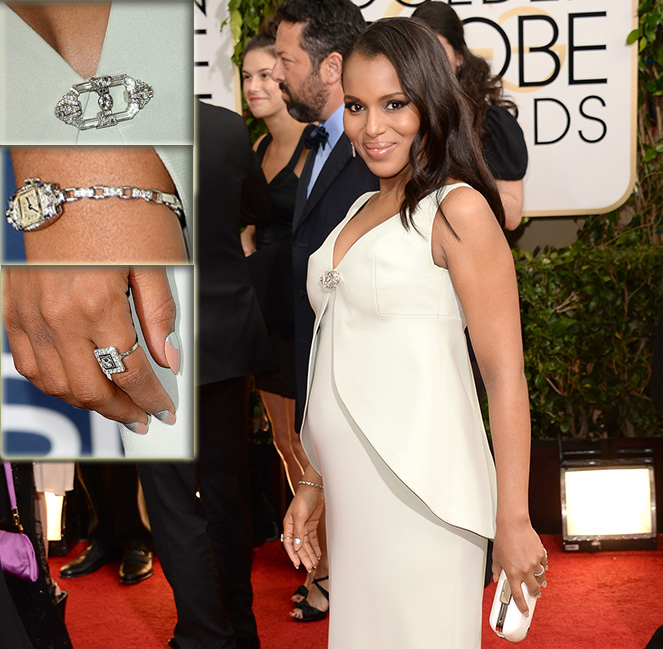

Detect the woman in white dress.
[{"left": 282, "top": 18, "right": 547, "bottom": 648}]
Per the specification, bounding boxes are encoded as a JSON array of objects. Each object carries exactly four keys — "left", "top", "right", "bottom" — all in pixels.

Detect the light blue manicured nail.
[
  {"left": 154, "top": 410, "right": 176, "bottom": 425},
  {"left": 123, "top": 421, "right": 148, "bottom": 435}
]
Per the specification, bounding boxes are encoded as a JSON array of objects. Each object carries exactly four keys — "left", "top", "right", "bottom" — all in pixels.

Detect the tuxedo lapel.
[
  {"left": 292, "top": 134, "right": 352, "bottom": 234},
  {"left": 293, "top": 142, "right": 317, "bottom": 230}
]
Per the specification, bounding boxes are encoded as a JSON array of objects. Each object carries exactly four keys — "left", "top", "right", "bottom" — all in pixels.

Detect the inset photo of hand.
[{"left": 1, "top": 264, "right": 193, "bottom": 460}]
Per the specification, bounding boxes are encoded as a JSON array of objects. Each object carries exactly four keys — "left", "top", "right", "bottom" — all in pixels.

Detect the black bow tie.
[{"left": 303, "top": 124, "right": 329, "bottom": 150}]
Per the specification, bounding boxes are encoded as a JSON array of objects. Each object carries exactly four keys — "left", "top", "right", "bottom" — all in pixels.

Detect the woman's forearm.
[{"left": 484, "top": 372, "right": 532, "bottom": 525}]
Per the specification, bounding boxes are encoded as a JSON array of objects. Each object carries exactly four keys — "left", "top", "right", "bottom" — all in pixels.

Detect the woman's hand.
[
  {"left": 492, "top": 518, "right": 548, "bottom": 616},
  {"left": 241, "top": 225, "right": 257, "bottom": 256},
  {"left": 282, "top": 475, "right": 325, "bottom": 571},
  {"left": 2, "top": 266, "right": 178, "bottom": 433}
]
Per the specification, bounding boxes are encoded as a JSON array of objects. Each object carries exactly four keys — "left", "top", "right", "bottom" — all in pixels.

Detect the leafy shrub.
[{"left": 517, "top": 245, "right": 663, "bottom": 438}]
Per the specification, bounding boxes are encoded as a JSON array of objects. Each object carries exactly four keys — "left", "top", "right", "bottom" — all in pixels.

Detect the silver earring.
[{"left": 351, "top": 141, "right": 356, "bottom": 158}]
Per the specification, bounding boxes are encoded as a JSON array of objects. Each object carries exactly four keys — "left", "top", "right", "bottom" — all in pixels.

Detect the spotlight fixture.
[
  {"left": 44, "top": 491, "right": 65, "bottom": 542},
  {"left": 560, "top": 445, "right": 656, "bottom": 552}
]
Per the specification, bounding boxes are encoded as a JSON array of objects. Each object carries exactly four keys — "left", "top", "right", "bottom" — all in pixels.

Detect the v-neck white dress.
[{"left": 301, "top": 185, "right": 496, "bottom": 648}]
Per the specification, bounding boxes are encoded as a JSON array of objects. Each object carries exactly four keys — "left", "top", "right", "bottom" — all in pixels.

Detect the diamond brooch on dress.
[
  {"left": 320, "top": 270, "right": 340, "bottom": 289},
  {"left": 55, "top": 74, "right": 154, "bottom": 130}
]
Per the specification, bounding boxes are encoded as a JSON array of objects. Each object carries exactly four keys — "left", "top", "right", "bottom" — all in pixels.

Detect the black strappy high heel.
[
  {"left": 292, "top": 576, "right": 329, "bottom": 622},
  {"left": 292, "top": 584, "right": 309, "bottom": 603}
]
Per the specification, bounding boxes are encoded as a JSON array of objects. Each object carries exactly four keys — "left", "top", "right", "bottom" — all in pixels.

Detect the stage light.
[
  {"left": 44, "top": 491, "right": 65, "bottom": 542},
  {"left": 561, "top": 456, "right": 657, "bottom": 552}
]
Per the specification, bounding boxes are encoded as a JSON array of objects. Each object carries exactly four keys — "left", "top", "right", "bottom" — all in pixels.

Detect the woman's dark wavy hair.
[
  {"left": 343, "top": 17, "right": 505, "bottom": 231},
  {"left": 243, "top": 16, "right": 279, "bottom": 60},
  {"left": 412, "top": 1, "right": 517, "bottom": 133}
]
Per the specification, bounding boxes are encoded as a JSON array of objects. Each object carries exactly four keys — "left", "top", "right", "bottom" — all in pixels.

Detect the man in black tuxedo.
[
  {"left": 59, "top": 463, "right": 153, "bottom": 585},
  {"left": 271, "top": 0, "right": 378, "bottom": 622},
  {"left": 138, "top": 100, "right": 273, "bottom": 649},
  {"left": 272, "top": 0, "right": 378, "bottom": 431}
]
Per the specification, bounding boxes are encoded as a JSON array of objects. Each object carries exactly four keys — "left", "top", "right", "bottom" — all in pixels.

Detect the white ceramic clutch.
[{"left": 489, "top": 569, "right": 538, "bottom": 642}]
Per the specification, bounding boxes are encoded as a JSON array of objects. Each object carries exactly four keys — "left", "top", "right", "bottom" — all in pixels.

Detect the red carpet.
[{"left": 49, "top": 534, "right": 663, "bottom": 648}]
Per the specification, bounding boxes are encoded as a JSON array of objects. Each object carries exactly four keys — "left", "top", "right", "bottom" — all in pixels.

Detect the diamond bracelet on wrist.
[
  {"left": 298, "top": 480, "right": 324, "bottom": 491},
  {"left": 6, "top": 177, "right": 183, "bottom": 232}
]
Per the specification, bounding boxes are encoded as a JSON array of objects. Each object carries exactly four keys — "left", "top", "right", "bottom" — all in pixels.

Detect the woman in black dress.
[
  {"left": 241, "top": 24, "right": 312, "bottom": 495},
  {"left": 412, "top": 1, "right": 528, "bottom": 230},
  {"left": 1, "top": 463, "right": 72, "bottom": 649}
]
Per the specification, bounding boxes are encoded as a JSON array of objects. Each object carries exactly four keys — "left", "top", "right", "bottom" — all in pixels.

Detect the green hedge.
[{"left": 517, "top": 244, "right": 663, "bottom": 439}]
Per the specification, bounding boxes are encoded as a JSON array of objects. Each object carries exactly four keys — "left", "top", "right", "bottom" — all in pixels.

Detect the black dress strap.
[
  {"left": 255, "top": 125, "right": 314, "bottom": 178},
  {"left": 255, "top": 132, "right": 273, "bottom": 165},
  {"left": 283, "top": 125, "right": 315, "bottom": 173}
]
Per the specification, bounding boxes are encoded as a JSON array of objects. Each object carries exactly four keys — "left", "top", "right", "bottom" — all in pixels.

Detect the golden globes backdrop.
[
  {"left": 194, "top": 0, "right": 638, "bottom": 216},
  {"left": 194, "top": 0, "right": 237, "bottom": 110}
]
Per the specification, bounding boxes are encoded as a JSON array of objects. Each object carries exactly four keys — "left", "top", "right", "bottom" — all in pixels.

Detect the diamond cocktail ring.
[
  {"left": 55, "top": 74, "right": 154, "bottom": 130},
  {"left": 94, "top": 341, "right": 139, "bottom": 380}
]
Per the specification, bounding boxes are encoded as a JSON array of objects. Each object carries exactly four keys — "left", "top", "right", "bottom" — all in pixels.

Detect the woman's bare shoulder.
[
  {"left": 437, "top": 185, "right": 497, "bottom": 234},
  {"left": 253, "top": 132, "right": 268, "bottom": 152}
]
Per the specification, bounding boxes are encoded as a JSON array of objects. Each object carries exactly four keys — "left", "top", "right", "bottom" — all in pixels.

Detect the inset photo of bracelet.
[
  {"left": 1, "top": 264, "right": 194, "bottom": 460},
  {"left": 0, "top": 0, "right": 192, "bottom": 146},
  {"left": 1, "top": 145, "right": 192, "bottom": 265}
]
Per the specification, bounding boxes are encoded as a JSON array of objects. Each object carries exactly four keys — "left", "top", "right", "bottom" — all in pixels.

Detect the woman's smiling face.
[
  {"left": 343, "top": 53, "right": 421, "bottom": 188},
  {"left": 242, "top": 48, "right": 284, "bottom": 120}
]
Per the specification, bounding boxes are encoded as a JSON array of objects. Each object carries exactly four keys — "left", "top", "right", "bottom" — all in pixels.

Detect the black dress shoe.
[
  {"left": 59, "top": 542, "right": 118, "bottom": 579},
  {"left": 119, "top": 548, "right": 153, "bottom": 585},
  {"left": 56, "top": 590, "right": 68, "bottom": 619},
  {"left": 167, "top": 638, "right": 179, "bottom": 649}
]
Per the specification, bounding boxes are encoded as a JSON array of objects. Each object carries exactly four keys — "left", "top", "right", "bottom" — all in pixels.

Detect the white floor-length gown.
[{"left": 301, "top": 185, "right": 497, "bottom": 648}]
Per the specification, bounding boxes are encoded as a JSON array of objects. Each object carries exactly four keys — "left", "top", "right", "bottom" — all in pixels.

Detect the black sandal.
[
  {"left": 291, "top": 584, "right": 309, "bottom": 603},
  {"left": 291, "top": 576, "right": 329, "bottom": 622}
]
